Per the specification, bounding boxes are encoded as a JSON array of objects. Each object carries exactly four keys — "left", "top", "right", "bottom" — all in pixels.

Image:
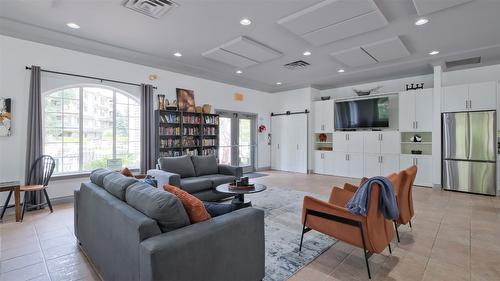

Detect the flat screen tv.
[{"left": 335, "top": 97, "right": 390, "bottom": 129}]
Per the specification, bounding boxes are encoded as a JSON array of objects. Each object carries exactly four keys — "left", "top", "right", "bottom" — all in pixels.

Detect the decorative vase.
[
  {"left": 196, "top": 106, "right": 203, "bottom": 113},
  {"left": 158, "top": 94, "right": 165, "bottom": 110},
  {"left": 202, "top": 104, "right": 212, "bottom": 114}
]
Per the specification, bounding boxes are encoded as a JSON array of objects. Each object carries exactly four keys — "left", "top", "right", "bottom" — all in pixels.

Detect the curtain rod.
[
  {"left": 25, "top": 66, "right": 157, "bottom": 90},
  {"left": 271, "top": 110, "right": 309, "bottom": 116}
]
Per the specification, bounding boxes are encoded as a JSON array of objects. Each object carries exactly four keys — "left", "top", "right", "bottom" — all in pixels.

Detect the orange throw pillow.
[
  {"left": 163, "top": 184, "right": 211, "bottom": 223},
  {"left": 120, "top": 167, "right": 134, "bottom": 177}
]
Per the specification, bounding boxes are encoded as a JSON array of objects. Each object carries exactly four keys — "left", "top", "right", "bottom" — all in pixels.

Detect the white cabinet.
[
  {"left": 364, "top": 132, "right": 400, "bottom": 154},
  {"left": 331, "top": 151, "right": 362, "bottom": 178},
  {"left": 365, "top": 153, "right": 400, "bottom": 178},
  {"left": 272, "top": 114, "right": 307, "bottom": 173},
  {"left": 399, "top": 89, "right": 433, "bottom": 131},
  {"left": 399, "top": 155, "right": 432, "bottom": 187},
  {"left": 314, "top": 151, "right": 334, "bottom": 175},
  {"left": 313, "top": 100, "right": 334, "bottom": 133},
  {"left": 332, "top": 132, "right": 363, "bottom": 152},
  {"left": 442, "top": 82, "right": 497, "bottom": 112}
]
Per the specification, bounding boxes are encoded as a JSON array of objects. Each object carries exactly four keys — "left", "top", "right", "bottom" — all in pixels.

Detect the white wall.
[{"left": 0, "top": 35, "right": 274, "bottom": 204}]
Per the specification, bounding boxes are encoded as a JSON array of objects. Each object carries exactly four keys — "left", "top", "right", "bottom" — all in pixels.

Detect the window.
[{"left": 44, "top": 86, "right": 140, "bottom": 174}]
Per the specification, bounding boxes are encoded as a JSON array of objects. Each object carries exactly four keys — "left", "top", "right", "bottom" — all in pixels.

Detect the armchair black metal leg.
[
  {"left": 299, "top": 212, "right": 308, "bottom": 253},
  {"left": 388, "top": 243, "right": 392, "bottom": 254},
  {"left": 359, "top": 225, "right": 371, "bottom": 279},
  {"left": 393, "top": 221, "right": 400, "bottom": 243},
  {"left": 21, "top": 192, "right": 28, "bottom": 222},
  {"left": 409, "top": 220, "right": 412, "bottom": 229},
  {"left": 1, "top": 190, "right": 13, "bottom": 219},
  {"left": 43, "top": 189, "right": 53, "bottom": 213}
]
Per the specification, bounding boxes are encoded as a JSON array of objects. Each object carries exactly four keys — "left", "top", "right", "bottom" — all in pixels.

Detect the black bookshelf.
[{"left": 155, "top": 110, "right": 219, "bottom": 158}]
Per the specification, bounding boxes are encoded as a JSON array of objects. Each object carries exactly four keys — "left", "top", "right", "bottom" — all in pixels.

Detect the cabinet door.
[
  {"left": 364, "top": 153, "right": 381, "bottom": 178},
  {"left": 332, "top": 151, "right": 349, "bottom": 177},
  {"left": 364, "top": 132, "right": 381, "bottom": 154},
  {"left": 399, "top": 155, "right": 414, "bottom": 171},
  {"left": 414, "top": 89, "right": 434, "bottom": 131},
  {"left": 348, "top": 132, "right": 364, "bottom": 153},
  {"left": 313, "top": 101, "right": 324, "bottom": 133},
  {"left": 332, "top": 132, "right": 349, "bottom": 152},
  {"left": 469, "top": 81, "right": 497, "bottom": 111},
  {"left": 323, "top": 100, "right": 335, "bottom": 132},
  {"left": 348, "top": 152, "right": 365, "bottom": 178},
  {"left": 314, "top": 151, "right": 324, "bottom": 174},
  {"left": 415, "top": 156, "right": 432, "bottom": 187},
  {"left": 323, "top": 151, "right": 335, "bottom": 175},
  {"left": 271, "top": 117, "right": 282, "bottom": 170},
  {"left": 380, "top": 131, "right": 400, "bottom": 154},
  {"left": 398, "top": 92, "right": 416, "bottom": 131},
  {"left": 442, "top": 85, "right": 468, "bottom": 112},
  {"left": 380, "top": 154, "right": 400, "bottom": 176},
  {"left": 294, "top": 114, "right": 308, "bottom": 173}
]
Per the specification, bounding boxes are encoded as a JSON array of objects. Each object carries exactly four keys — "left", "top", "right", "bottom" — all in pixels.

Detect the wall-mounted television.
[{"left": 335, "top": 97, "right": 390, "bottom": 129}]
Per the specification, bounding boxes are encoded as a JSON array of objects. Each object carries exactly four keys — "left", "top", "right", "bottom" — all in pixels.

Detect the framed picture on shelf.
[
  {"left": 0, "top": 97, "right": 12, "bottom": 136},
  {"left": 176, "top": 88, "right": 196, "bottom": 112}
]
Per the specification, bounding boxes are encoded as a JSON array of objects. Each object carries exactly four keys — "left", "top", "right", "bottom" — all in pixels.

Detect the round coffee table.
[{"left": 215, "top": 183, "right": 267, "bottom": 207}]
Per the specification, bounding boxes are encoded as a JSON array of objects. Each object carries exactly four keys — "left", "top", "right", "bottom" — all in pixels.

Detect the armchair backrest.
[{"left": 396, "top": 165, "right": 417, "bottom": 224}]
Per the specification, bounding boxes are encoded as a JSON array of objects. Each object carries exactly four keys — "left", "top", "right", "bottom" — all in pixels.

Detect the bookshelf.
[{"left": 155, "top": 110, "right": 219, "bottom": 158}]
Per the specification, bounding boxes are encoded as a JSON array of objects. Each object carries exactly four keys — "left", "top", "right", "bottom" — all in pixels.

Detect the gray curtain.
[
  {"left": 140, "top": 84, "right": 155, "bottom": 173},
  {"left": 25, "top": 65, "right": 43, "bottom": 207}
]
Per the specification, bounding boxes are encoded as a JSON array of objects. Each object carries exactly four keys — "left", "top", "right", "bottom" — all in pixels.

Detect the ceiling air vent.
[
  {"left": 123, "top": 0, "right": 178, "bottom": 19},
  {"left": 283, "top": 60, "right": 310, "bottom": 70},
  {"left": 445, "top": 56, "right": 481, "bottom": 69}
]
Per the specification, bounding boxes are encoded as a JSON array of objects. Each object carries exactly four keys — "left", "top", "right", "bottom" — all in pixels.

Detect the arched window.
[{"left": 43, "top": 85, "right": 140, "bottom": 174}]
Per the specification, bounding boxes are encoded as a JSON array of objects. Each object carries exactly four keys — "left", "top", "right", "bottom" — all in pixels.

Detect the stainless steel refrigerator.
[{"left": 442, "top": 111, "right": 496, "bottom": 195}]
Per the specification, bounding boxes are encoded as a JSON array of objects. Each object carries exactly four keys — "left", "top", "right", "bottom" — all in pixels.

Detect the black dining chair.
[{"left": 1, "top": 155, "right": 56, "bottom": 221}]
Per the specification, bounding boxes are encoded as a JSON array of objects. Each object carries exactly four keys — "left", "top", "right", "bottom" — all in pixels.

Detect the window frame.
[{"left": 42, "top": 84, "right": 141, "bottom": 177}]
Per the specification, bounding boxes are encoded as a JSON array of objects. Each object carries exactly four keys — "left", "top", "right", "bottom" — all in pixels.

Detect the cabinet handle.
[
  {"left": 277, "top": 144, "right": 279, "bottom": 149},
  {"left": 347, "top": 134, "right": 350, "bottom": 141},
  {"left": 469, "top": 100, "right": 472, "bottom": 109},
  {"left": 415, "top": 121, "right": 418, "bottom": 129},
  {"left": 415, "top": 158, "right": 418, "bottom": 165},
  {"left": 297, "top": 144, "right": 299, "bottom": 150}
]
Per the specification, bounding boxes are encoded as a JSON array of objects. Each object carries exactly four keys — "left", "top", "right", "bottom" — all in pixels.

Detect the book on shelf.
[
  {"left": 203, "top": 115, "right": 219, "bottom": 125},
  {"left": 159, "top": 112, "right": 180, "bottom": 124},
  {"left": 203, "top": 127, "right": 217, "bottom": 135},
  {"left": 182, "top": 115, "right": 201, "bottom": 124}
]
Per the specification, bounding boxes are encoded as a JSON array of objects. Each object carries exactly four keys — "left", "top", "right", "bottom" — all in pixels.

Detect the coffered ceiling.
[{"left": 1, "top": 0, "right": 500, "bottom": 93}]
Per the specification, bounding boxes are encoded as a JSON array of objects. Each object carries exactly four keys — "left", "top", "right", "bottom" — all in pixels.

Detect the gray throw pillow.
[
  {"left": 158, "top": 155, "right": 196, "bottom": 178},
  {"left": 191, "top": 155, "right": 218, "bottom": 176},
  {"left": 126, "top": 182, "right": 190, "bottom": 232},
  {"left": 102, "top": 172, "right": 138, "bottom": 201}
]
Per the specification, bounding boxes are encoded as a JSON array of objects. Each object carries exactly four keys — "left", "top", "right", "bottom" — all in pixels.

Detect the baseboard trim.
[
  {"left": 0, "top": 195, "right": 74, "bottom": 216},
  {"left": 255, "top": 166, "right": 271, "bottom": 172}
]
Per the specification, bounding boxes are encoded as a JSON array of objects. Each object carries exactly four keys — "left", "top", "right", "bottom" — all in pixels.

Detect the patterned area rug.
[{"left": 248, "top": 187, "right": 337, "bottom": 281}]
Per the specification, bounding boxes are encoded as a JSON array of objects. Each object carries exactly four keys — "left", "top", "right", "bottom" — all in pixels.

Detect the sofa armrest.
[
  {"left": 139, "top": 208, "right": 265, "bottom": 281},
  {"left": 218, "top": 164, "right": 243, "bottom": 178},
  {"left": 146, "top": 169, "right": 181, "bottom": 188}
]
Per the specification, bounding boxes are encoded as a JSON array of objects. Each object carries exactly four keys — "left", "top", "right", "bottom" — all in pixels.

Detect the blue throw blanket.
[{"left": 346, "top": 176, "right": 399, "bottom": 220}]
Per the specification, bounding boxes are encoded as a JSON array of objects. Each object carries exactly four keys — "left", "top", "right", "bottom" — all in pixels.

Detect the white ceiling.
[{"left": 1, "top": 0, "right": 500, "bottom": 93}]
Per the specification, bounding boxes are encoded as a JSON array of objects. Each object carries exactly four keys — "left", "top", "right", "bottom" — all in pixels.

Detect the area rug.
[
  {"left": 248, "top": 187, "right": 337, "bottom": 281},
  {"left": 245, "top": 172, "right": 269, "bottom": 179}
]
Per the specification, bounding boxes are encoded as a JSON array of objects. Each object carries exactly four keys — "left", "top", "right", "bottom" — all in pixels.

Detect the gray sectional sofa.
[
  {"left": 147, "top": 155, "right": 242, "bottom": 201},
  {"left": 74, "top": 169, "right": 265, "bottom": 281}
]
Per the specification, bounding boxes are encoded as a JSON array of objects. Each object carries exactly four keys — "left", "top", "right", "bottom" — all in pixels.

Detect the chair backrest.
[
  {"left": 28, "top": 155, "right": 56, "bottom": 186},
  {"left": 399, "top": 165, "right": 417, "bottom": 223}
]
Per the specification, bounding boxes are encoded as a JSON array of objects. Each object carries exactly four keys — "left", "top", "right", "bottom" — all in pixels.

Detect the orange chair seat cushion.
[{"left": 163, "top": 184, "right": 211, "bottom": 223}]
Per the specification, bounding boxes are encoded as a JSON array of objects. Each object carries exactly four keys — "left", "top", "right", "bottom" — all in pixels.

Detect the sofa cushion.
[
  {"left": 126, "top": 182, "right": 190, "bottom": 232},
  {"left": 102, "top": 172, "right": 138, "bottom": 201},
  {"left": 179, "top": 177, "right": 212, "bottom": 193},
  {"left": 199, "top": 174, "right": 236, "bottom": 187},
  {"left": 163, "top": 184, "right": 211, "bottom": 223},
  {"left": 90, "top": 168, "right": 115, "bottom": 187},
  {"left": 158, "top": 156, "right": 196, "bottom": 178},
  {"left": 191, "top": 155, "right": 218, "bottom": 176}
]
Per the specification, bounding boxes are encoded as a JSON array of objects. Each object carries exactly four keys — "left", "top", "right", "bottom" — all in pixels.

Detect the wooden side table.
[{"left": 0, "top": 182, "right": 21, "bottom": 222}]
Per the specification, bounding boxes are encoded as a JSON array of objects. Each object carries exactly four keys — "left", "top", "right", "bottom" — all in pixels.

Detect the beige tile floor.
[{"left": 1, "top": 170, "right": 500, "bottom": 281}]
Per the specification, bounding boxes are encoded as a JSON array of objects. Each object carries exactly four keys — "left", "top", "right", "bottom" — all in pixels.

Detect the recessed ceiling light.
[
  {"left": 236, "top": 70, "right": 243, "bottom": 74},
  {"left": 240, "top": 18, "right": 252, "bottom": 26},
  {"left": 338, "top": 69, "right": 345, "bottom": 73},
  {"left": 415, "top": 18, "right": 429, "bottom": 26},
  {"left": 174, "top": 52, "right": 182, "bottom": 57},
  {"left": 276, "top": 82, "right": 282, "bottom": 85},
  {"left": 303, "top": 51, "right": 312, "bottom": 56},
  {"left": 429, "top": 50, "right": 440, "bottom": 55},
  {"left": 66, "top": 22, "right": 80, "bottom": 29}
]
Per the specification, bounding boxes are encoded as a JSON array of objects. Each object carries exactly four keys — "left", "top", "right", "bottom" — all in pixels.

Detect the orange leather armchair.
[{"left": 300, "top": 179, "right": 396, "bottom": 279}]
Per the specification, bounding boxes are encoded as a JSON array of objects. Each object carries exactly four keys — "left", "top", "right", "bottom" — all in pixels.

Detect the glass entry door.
[{"left": 217, "top": 111, "right": 256, "bottom": 173}]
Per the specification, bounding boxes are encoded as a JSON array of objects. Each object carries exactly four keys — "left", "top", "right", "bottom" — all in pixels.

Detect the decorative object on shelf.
[
  {"left": 353, "top": 86, "right": 382, "bottom": 96},
  {"left": 258, "top": 124, "right": 267, "bottom": 133},
  {"left": 148, "top": 74, "right": 157, "bottom": 81},
  {"left": 157, "top": 94, "right": 165, "bottom": 110},
  {"left": 320, "top": 96, "right": 331, "bottom": 100},
  {"left": 234, "top": 92, "right": 244, "bottom": 101},
  {"left": 202, "top": 104, "right": 212, "bottom": 114},
  {"left": 411, "top": 150, "right": 423, "bottom": 155},
  {"left": 410, "top": 134, "right": 422, "bottom": 142},
  {"left": 176, "top": 88, "right": 196, "bottom": 112},
  {"left": 317, "top": 147, "right": 333, "bottom": 151},
  {"left": 318, "top": 133, "right": 327, "bottom": 142},
  {"left": 405, "top": 83, "right": 424, "bottom": 91},
  {"left": 0, "top": 98, "right": 12, "bottom": 137},
  {"left": 165, "top": 99, "right": 177, "bottom": 110},
  {"left": 195, "top": 106, "right": 203, "bottom": 113}
]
